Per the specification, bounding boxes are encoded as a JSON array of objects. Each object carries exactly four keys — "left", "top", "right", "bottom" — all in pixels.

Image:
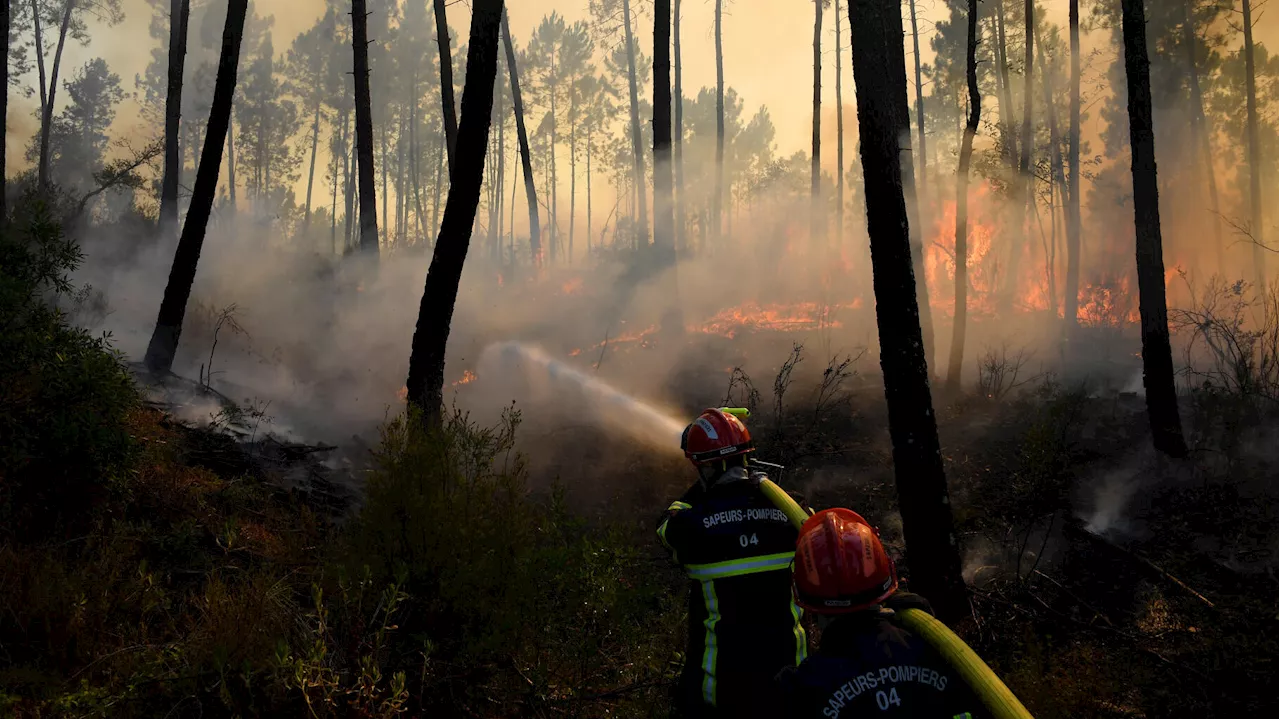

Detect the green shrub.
[
  {"left": 349, "top": 408, "right": 681, "bottom": 716},
  {"left": 0, "top": 199, "right": 138, "bottom": 539}
]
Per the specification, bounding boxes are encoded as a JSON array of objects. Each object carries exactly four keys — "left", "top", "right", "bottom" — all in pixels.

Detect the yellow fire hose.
[{"left": 758, "top": 478, "right": 1035, "bottom": 719}]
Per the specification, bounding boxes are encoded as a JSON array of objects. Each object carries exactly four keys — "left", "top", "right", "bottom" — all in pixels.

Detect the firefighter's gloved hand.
[
  {"left": 883, "top": 591, "right": 934, "bottom": 615},
  {"left": 747, "top": 470, "right": 769, "bottom": 487}
]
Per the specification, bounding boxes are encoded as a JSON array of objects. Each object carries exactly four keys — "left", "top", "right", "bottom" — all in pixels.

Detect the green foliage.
[
  {"left": 350, "top": 407, "right": 680, "bottom": 715},
  {"left": 0, "top": 200, "right": 138, "bottom": 537}
]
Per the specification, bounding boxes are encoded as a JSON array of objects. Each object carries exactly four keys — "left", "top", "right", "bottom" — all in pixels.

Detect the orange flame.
[
  {"left": 560, "top": 277, "right": 584, "bottom": 296},
  {"left": 452, "top": 369, "right": 478, "bottom": 386},
  {"left": 690, "top": 301, "right": 854, "bottom": 338}
]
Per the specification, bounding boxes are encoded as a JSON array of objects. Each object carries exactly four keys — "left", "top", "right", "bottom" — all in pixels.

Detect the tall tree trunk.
[
  {"left": 411, "top": 97, "right": 425, "bottom": 241},
  {"left": 587, "top": 123, "right": 593, "bottom": 254},
  {"left": 144, "top": 0, "right": 250, "bottom": 375},
  {"left": 1038, "top": 34, "right": 1064, "bottom": 317},
  {"left": 397, "top": 113, "right": 406, "bottom": 243},
  {"left": 946, "top": 0, "right": 980, "bottom": 392},
  {"left": 38, "top": 0, "right": 76, "bottom": 193},
  {"left": 1120, "top": 0, "right": 1189, "bottom": 459},
  {"left": 352, "top": 0, "right": 379, "bottom": 255},
  {"left": 713, "top": 0, "right": 724, "bottom": 250},
  {"left": 550, "top": 84, "right": 559, "bottom": 261},
  {"left": 406, "top": 0, "right": 504, "bottom": 422},
  {"left": 908, "top": 0, "right": 927, "bottom": 192},
  {"left": 503, "top": 10, "right": 540, "bottom": 263},
  {"left": 510, "top": 147, "right": 518, "bottom": 260},
  {"left": 161, "top": 0, "right": 191, "bottom": 235},
  {"left": 331, "top": 130, "right": 340, "bottom": 248},
  {"left": 811, "top": 0, "right": 823, "bottom": 250},
  {"left": 654, "top": 0, "right": 682, "bottom": 331},
  {"left": 1179, "top": 0, "right": 1224, "bottom": 271},
  {"left": 30, "top": 0, "right": 46, "bottom": 118},
  {"left": 304, "top": 99, "right": 321, "bottom": 230},
  {"left": 1005, "top": 0, "right": 1033, "bottom": 311},
  {"left": 431, "top": 131, "right": 442, "bottom": 237},
  {"left": 995, "top": 0, "right": 1016, "bottom": 167},
  {"left": 226, "top": 110, "right": 237, "bottom": 209},
  {"left": 834, "top": 0, "right": 844, "bottom": 250},
  {"left": 896, "top": 35, "right": 933, "bottom": 372},
  {"left": 1064, "top": 0, "right": 1081, "bottom": 336},
  {"left": 674, "top": 0, "right": 685, "bottom": 252},
  {"left": 344, "top": 112, "right": 355, "bottom": 249},
  {"left": 622, "top": 0, "right": 648, "bottom": 246},
  {"left": 381, "top": 121, "right": 389, "bottom": 246},
  {"left": 569, "top": 99, "right": 577, "bottom": 262},
  {"left": 1241, "top": 0, "right": 1265, "bottom": 277},
  {"left": 848, "top": 0, "right": 964, "bottom": 620},
  {"left": 493, "top": 57, "right": 505, "bottom": 261},
  {"left": 434, "top": 0, "right": 458, "bottom": 172},
  {"left": 1, "top": 0, "right": 8, "bottom": 221}
]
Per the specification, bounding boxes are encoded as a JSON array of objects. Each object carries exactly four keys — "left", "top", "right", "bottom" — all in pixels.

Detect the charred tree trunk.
[
  {"left": 654, "top": 0, "right": 682, "bottom": 332},
  {"left": 1179, "top": 0, "right": 1224, "bottom": 271},
  {"left": 713, "top": 0, "right": 724, "bottom": 249},
  {"left": 304, "top": 99, "right": 321, "bottom": 230},
  {"left": 1064, "top": 0, "right": 1082, "bottom": 336},
  {"left": 834, "top": 0, "right": 844, "bottom": 249},
  {"left": 160, "top": 0, "right": 191, "bottom": 235},
  {"left": 502, "top": 10, "right": 540, "bottom": 263},
  {"left": 946, "top": 0, "right": 980, "bottom": 392},
  {"left": 848, "top": 0, "right": 965, "bottom": 619},
  {"left": 674, "top": 0, "right": 685, "bottom": 252},
  {"left": 434, "top": 0, "right": 458, "bottom": 171},
  {"left": 144, "top": 0, "right": 249, "bottom": 375},
  {"left": 908, "top": 0, "right": 926, "bottom": 191},
  {"left": 38, "top": 0, "right": 76, "bottom": 193},
  {"left": 352, "top": 0, "right": 379, "bottom": 255},
  {"left": 1120, "top": 0, "right": 1189, "bottom": 459},
  {"left": 405, "top": 0, "right": 504, "bottom": 423},
  {"left": 811, "top": 0, "right": 823, "bottom": 250},
  {"left": 1242, "top": 0, "right": 1265, "bottom": 277},
  {"left": 622, "top": 0, "right": 649, "bottom": 246}
]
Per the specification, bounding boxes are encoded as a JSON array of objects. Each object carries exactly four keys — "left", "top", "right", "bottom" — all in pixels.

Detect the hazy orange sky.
[{"left": 6, "top": 0, "right": 1278, "bottom": 183}]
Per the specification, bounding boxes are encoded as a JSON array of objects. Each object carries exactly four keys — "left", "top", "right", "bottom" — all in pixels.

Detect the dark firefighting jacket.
[
  {"left": 657, "top": 469, "right": 808, "bottom": 716},
  {"left": 776, "top": 595, "right": 987, "bottom": 719}
]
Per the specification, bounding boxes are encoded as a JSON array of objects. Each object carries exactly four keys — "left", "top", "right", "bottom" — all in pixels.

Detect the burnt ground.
[{"left": 498, "top": 324, "right": 1278, "bottom": 718}]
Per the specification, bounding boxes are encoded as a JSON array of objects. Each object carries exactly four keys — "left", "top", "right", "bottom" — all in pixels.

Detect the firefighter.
[
  {"left": 657, "top": 408, "right": 809, "bottom": 718},
  {"left": 777, "top": 508, "right": 988, "bottom": 719}
]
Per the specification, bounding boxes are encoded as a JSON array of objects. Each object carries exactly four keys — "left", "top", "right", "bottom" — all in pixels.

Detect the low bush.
[{"left": 0, "top": 199, "right": 138, "bottom": 539}]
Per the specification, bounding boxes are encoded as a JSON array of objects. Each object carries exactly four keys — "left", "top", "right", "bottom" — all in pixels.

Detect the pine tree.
[
  {"left": 1120, "top": 0, "right": 1189, "bottom": 458},
  {"left": 144, "top": 0, "right": 250, "bottom": 375},
  {"left": 848, "top": 0, "right": 965, "bottom": 619},
  {"left": 405, "top": 0, "right": 504, "bottom": 422}
]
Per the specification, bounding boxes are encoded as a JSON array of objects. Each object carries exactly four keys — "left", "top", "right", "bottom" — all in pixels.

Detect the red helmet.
[
  {"left": 793, "top": 508, "right": 898, "bottom": 614},
  {"left": 680, "top": 408, "right": 754, "bottom": 466}
]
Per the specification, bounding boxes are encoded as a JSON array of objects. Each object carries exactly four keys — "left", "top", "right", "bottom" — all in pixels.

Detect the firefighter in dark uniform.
[
  {"left": 777, "top": 508, "right": 988, "bottom": 719},
  {"left": 658, "top": 408, "right": 808, "bottom": 718}
]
